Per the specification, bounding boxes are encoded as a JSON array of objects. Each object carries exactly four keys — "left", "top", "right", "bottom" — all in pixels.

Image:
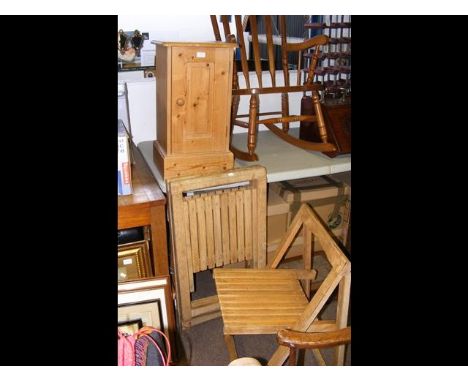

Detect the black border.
[{"left": 0, "top": 15, "right": 117, "bottom": 365}]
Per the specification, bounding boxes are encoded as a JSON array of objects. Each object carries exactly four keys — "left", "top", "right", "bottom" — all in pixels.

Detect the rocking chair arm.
[
  {"left": 285, "top": 34, "right": 329, "bottom": 52},
  {"left": 277, "top": 327, "right": 351, "bottom": 350}
]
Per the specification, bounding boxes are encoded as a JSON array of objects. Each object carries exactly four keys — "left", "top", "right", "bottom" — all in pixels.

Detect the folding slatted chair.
[
  {"left": 167, "top": 166, "right": 267, "bottom": 329},
  {"left": 213, "top": 202, "right": 351, "bottom": 366}
]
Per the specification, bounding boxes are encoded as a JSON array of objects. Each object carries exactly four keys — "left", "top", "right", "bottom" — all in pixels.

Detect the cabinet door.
[{"left": 171, "top": 46, "right": 232, "bottom": 154}]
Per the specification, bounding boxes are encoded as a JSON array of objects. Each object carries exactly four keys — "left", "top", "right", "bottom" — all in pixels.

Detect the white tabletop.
[{"left": 138, "top": 128, "right": 351, "bottom": 193}]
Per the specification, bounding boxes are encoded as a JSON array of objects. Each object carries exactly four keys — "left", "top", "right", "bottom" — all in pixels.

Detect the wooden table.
[
  {"left": 118, "top": 144, "right": 169, "bottom": 277},
  {"left": 138, "top": 128, "right": 351, "bottom": 193}
]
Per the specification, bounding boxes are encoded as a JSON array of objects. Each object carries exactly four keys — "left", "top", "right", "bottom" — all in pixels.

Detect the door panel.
[{"left": 171, "top": 46, "right": 231, "bottom": 154}]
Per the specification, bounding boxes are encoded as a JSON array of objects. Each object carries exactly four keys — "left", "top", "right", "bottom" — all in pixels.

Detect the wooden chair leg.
[
  {"left": 281, "top": 92, "right": 290, "bottom": 132},
  {"left": 224, "top": 334, "right": 238, "bottom": 361},
  {"left": 334, "top": 272, "right": 351, "bottom": 365},
  {"left": 247, "top": 94, "right": 259, "bottom": 157},
  {"left": 288, "top": 347, "right": 297, "bottom": 366},
  {"left": 311, "top": 90, "right": 328, "bottom": 143}
]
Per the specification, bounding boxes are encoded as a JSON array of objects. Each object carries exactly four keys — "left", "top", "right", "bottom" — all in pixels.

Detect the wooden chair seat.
[{"left": 214, "top": 269, "right": 309, "bottom": 335}]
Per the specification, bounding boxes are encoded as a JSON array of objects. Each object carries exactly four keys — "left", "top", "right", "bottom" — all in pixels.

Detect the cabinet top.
[{"left": 151, "top": 40, "right": 236, "bottom": 48}]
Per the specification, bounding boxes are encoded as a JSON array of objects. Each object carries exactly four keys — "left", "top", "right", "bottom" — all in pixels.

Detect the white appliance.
[
  {"left": 118, "top": 81, "right": 131, "bottom": 132},
  {"left": 125, "top": 77, "right": 156, "bottom": 145}
]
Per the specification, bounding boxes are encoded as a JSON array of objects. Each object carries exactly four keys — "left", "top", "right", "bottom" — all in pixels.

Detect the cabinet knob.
[{"left": 176, "top": 98, "right": 185, "bottom": 106}]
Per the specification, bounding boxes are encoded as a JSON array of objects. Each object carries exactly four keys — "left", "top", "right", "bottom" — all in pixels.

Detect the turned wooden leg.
[
  {"left": 281, "top": 92, "right": 290, "bottom": 132},
  {"left": 311, "top": 90, "right": 328, "bottom": 143},
  {"left": 248, "top": 94, "right": 259, "bottom": 156},
  {"left": 224, "top": 335, "right": 238, "bottom": 361},
  {"left": 288, "top": 348, "right": 297, "bottom": 366}
]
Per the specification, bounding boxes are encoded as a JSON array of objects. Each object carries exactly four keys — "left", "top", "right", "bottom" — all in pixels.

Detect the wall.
[{"left": 118, "top": 15, "right": 219, "bottom": 43}]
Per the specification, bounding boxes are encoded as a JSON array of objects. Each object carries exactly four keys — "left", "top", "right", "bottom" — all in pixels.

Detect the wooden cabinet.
[{"left": 153, "top": 41, "right": 236, "bottom": 181}]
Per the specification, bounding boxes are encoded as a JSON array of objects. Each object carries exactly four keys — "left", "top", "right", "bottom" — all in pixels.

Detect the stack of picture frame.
[
  {"left": 118, "top": 276, "right": 175, "bottom": 355},
  {"left": 117, "top": 227, "right": 176, "bottom": 354},
  {"left": 118, "top": 226, "right": 153, "bottom": 282}
]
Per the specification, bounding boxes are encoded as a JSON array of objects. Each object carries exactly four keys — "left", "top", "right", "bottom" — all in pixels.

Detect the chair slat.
[
  {"left": 279, "top": 15, "right": 289, "bottom": 87},
  {"left": 212, "top": 193, "right": 223, "bottom": 267},
  {"left": 220, "top": 295, "right": 307, "bottom": 304},
  {"left": 222, "top": 307, "right": 306, "bottom": 314},
  {"left": 228, "top": 189, "right": 237, "bottom": 264},
  {"left": 195, "top": 196, "right": 207, "bottom": 271},
  {"left": 243, "top": 188, "right": 252, "bottom": 260},
  {"left": 220, "top": 191, "right": 231, "bottom": 265},
  {"left": 187, "top": 197, "right": 200, "bottom": 273},
  {"left": 235, "top": 188, "right": 245, "bottom": 262},
  {"left": 211, "top": 15, "right": 221, "bottom": 41},
  {"left": 221, "top": 15, "right": 231, "bottom": 40},
  {"left": 183, "top": 201, "right": 195, "bottom": 292},
  {"left": 297, "top": 51, "right": 302, "bottom": 86},
  {"left": 251, "top": 187, "right": 258, "bottom": 266},
  {"left": 235, "top": 15, "right": 251, "bottom": 89},
  {"left": 249, "top": 15, "right": 263, "bottom": 87},
  {"left": 264, "top": 15, "right": 276, "bottom": 87},
  {"left": 204, "top": 195, "right": 215, "bottom": 269},
  {"left": 221, "top": 301, "right": 307, "bottom": 308},
  {"left": 224, "top": 324, "right": 297, "bottom": 335}
]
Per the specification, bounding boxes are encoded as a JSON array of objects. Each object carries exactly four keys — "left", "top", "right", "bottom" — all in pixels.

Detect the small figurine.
[
  {"left": 118, "top": 29, "right": 129, "bottom": 53},
  {"left": 131, "top": 30, "right": 144, "bottom": 57}
]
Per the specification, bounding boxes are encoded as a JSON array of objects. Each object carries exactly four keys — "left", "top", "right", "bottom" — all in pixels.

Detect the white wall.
[{"left": 118, "top": 15, "right": 218, "bottom": 43}]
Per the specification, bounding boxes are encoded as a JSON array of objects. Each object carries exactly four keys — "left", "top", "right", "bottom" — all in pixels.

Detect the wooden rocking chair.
[
  {"left": 210, "top": 15, "right": 337, "bottom": 161},
  {"left": 213, "top": 202, "right": 351, "bottom": 365}
]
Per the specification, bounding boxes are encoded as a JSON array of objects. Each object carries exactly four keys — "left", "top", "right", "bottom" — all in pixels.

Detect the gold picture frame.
[{"left": 118, "top": 240, "right": 152, "bottom": 282}]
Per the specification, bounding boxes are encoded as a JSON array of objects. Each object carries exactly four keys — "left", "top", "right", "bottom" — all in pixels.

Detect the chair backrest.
[{"left": 212, "top": 15, "right": 327, "bottom": 93}]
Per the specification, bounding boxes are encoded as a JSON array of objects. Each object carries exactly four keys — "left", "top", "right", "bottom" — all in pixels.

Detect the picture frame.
[
  {"left": 118, "top": 318, "right": 143, "bottom": 335},
  {"left": 118, "top": 240, "right": 152, "bottom": 282},
  {"left": 118, "top": 276, "right": 175, "bottom": 351}
]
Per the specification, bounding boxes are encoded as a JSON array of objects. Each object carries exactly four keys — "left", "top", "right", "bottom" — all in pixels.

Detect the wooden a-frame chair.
[
  {"left": 211, "top": 15, "right": 337, "bottom": 161},
  {"left": 213, "top": 202, "right": 351, "bottom": 366}
]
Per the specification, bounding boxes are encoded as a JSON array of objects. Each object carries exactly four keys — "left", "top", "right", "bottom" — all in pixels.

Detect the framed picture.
[
  {"left": 118, "top": 240, "right": 152, "bottom": 282},
  {"left": 118, "top": 276, "right": 175, "bottom": 350},
  {"left": 118, "top": 318, "right": 143, "bottom": 335},
  {"left": 118, "top": 299, "right": 162, "bottom": 330}
]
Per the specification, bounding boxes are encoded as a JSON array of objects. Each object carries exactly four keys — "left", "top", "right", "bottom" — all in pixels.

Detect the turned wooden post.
[
  {"left": 248, "top": 94, "right": 259, "bottom": 156},
  {"left": 311, "top": 91, "right": 329, "bottom": 143}
]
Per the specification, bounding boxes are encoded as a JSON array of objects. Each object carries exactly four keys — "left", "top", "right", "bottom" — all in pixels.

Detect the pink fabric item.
[
  {"left": 118, "top": 330, "right": 136, "bottom": 366},
  {"left": 118, "top": 326, "right": 171, "bottom": 366}
]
